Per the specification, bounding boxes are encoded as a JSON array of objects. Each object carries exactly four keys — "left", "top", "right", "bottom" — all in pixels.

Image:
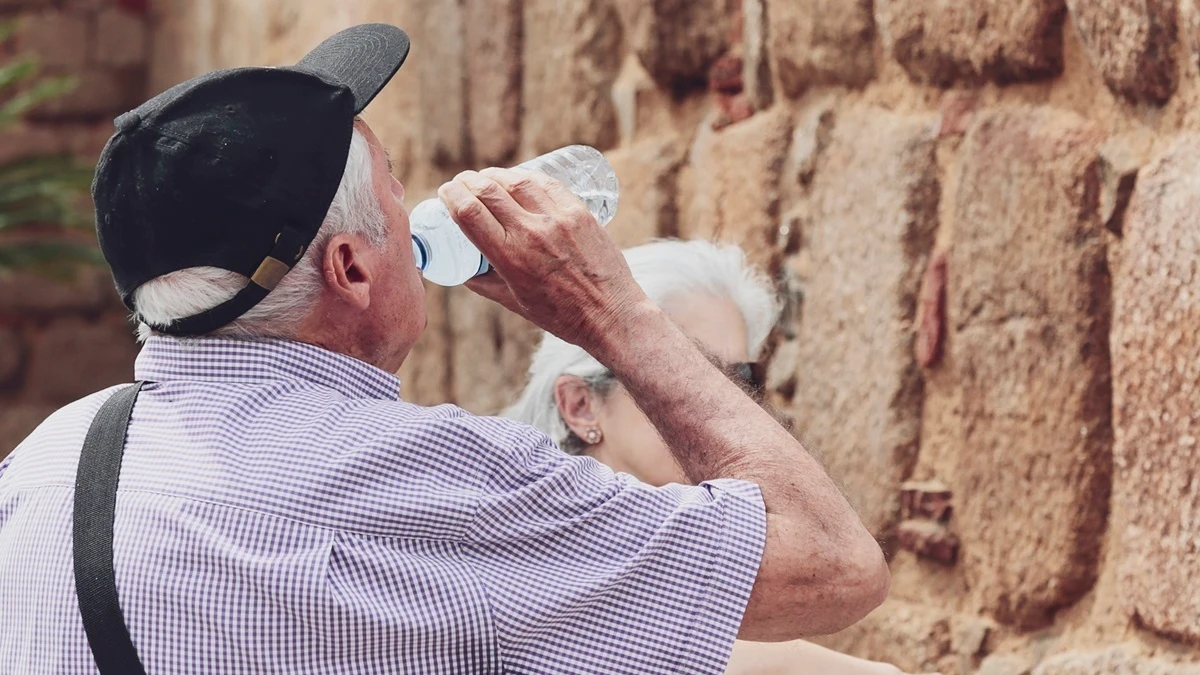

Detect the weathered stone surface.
[
  {"left": 464, "top": 0, "right": 522, "bottom": 166},
  {"left": 742, "top": 0, "right": 773, "bottom": 110},
  {"left": 952, "top": 107, "right": 1110, "bottom": 629},
  {"left": 24, "top": 315, "right": 138, "bottom": 405},
  {"left": 603, "top": 137, "right": 685, "bottom": 248},
  {"left": 613, "top": 0, "right": 731, "bottom": 91},
  {"left": 521, "top": 0, "right": 622, "bottom": 154},
  {"left": 1067, "top": 0, "right": 1177, "bottom": 104},
  {"left": 0, "top": 267, "right": 117, "bottom": 317},
  {"left": 417, "top": 0, "right": 468, "bottom": 169},
  {"left": 0, "top": 404, "right": 57, "bottom": 460},
  {"left": 94, "top": 7, "right": 148, "bottom": 67},
  {"left": 978, "top": 654, "right": 1034, "bottom": 675},
  {"left": 1034, "top": 646, "right": 1200, "bottom": 675},
  {"left": 17, "top": 11, "right": 88, "bottom": 68},
  {"left": 768, "top": 0, "right": 876, "bottom": 97},
  {"left": 1111, "top": 134, "right": 1200, "bottom": 644},
  {"left": 815, "top": 599, "right": 990, "bottom": 675},
  {"left": 876, "top": 0, "right": 1068, "bottom": 85},
  {"left": 448, "top": 290, "right": 539, "bottom": 416},
  {"left": 679, "top": 107, "right": 792, "bottom": 270},
  {"left": 1183, "top": 0, "right": 1200, "bottom": 72},
  {"left": 782, "top": 106, "right": 937, "bottom": 536}
]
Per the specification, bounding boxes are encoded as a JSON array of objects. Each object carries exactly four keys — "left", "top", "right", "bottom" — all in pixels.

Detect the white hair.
[
  {"left": 504, "top": 239, "right": 782, "bottom": 451},
  {"left": 133, "top": 129, "right": 387, "bottom": 341}
]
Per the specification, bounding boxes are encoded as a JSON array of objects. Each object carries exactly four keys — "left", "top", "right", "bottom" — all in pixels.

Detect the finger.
[
  {"left": 464, "top": 271, "right": 525, "bottom": 316},
  {"left": 457, "top": 170, "right": 530, "bottom": 229},
  {"left": 522, "top": 170, "right": 590, "bottom": 215},
  {"left": 478, "top": 167, "right": 557, "bottom": 214},
  {"left": 436, "top": 180, "right": 507, "bottom": 255}
]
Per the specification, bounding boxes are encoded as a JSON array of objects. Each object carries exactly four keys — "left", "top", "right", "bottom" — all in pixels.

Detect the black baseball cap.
[{"left": 92, "top": 24, "right": 410, "bottom": 336}]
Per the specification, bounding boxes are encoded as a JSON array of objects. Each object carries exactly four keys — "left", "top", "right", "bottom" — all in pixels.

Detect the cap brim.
[{"left": 294, "top": 23, "right": 410, "bottom": 114}]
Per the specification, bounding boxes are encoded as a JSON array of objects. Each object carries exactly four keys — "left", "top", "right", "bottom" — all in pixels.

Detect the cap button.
[{"left": 115, "top": 111, "right": 142, "bottom": 131}]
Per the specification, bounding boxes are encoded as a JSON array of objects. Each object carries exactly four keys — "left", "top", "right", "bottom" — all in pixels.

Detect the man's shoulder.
[{"left": 345, "top": 400, "right": 556, "bottom": 465}]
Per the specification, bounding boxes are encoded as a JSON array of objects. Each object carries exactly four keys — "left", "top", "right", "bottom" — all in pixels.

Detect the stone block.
[
  {"left": 448, "top": 289, "right": 539, "bottom": 415},
  {"left": 613, "top": 0, "right": 731, "bottom": 91},
  {"left": 1034, "top": 646, "right": 1200, "bottom": 675},
  {"left": 464, "top": 0, "right": 522, "bottom": 166},
  {"left": 603, "top": 137, "right": 686, "bottom": 248},
  {"left": 876, "top": 0, "right": 1068, "bottom": 85},
  {"left": 94, "top": 7, "right": 148, "bottom": 67},
  {"left": 1067, "top": 0, "right": 1177, "bottom": 104},
  {"left": 24, "top": 314, "right": 138, "bottom": 406},
  {"left": 17, "top": 11, "right": 88, "bottom": 69},
  {"left": 521, "top": 0, "right": 622, "bottom": 154},
  {"left": 1111, "top": 134, "right": 1200, "bottom": 644},
  {"left": 0, "top": 267, "right": 117, "bottom": 316},
  {"left": 679, "top": 107, "right": 792, "bottom": 271},
  {"left": 781, "top": 105, "right": 938, "bottom": 536},
  {"left": 952, "top": 107, "right": 1110, "bottom": 629},
  {"left": 0, "top": 404, "right": 57, "bottom": 460},
  {"left": 768, "top": 0, "right": 876, "bottom": 97}
]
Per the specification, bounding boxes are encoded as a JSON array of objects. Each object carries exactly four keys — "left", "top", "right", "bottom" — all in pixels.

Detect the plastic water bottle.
[{"left": 409, "top": 145, "right": 619, "bottom": 286}]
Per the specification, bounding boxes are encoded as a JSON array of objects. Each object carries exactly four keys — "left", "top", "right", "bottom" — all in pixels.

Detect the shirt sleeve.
[{"left": 463, "top": 430, "right": 766, "bottom": 675}]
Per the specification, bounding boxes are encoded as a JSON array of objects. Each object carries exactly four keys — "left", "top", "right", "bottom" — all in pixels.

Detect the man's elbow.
[{"left": 814, "top": 538, "right": 890, "bottom": 634}]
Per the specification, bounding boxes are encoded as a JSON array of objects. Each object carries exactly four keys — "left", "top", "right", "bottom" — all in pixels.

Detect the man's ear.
[
  {"left": 554, "top": 375, "right": 599, "bottom": 439},
  {"left": 321, "top": 232, "right": 374, "bottom": 311}
]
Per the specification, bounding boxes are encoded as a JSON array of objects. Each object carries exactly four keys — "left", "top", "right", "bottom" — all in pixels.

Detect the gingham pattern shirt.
[{"left": 0, "top": 336, "right": 766, "bottom": 673}]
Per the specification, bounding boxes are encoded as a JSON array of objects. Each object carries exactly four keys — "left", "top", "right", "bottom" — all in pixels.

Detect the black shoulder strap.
[{"left": 73, "top": 382, "right": 148, "bottom": 675}]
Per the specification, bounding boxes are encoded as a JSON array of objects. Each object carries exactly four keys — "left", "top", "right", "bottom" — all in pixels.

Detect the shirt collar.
[{"left": 135, "top": 336, "right": 402, "bottom": 401}]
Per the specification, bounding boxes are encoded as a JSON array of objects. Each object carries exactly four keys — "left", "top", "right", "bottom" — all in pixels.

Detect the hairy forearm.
[{"left": 587, "top": 299, "right": 888, "bottom": 637}]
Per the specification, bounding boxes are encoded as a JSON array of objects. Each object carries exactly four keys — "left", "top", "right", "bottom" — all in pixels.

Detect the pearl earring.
[{"left": 585, "top": 428, "right": 602, "bottom": 445}]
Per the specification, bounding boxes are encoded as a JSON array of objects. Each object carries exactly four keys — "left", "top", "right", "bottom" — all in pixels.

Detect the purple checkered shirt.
[{"left": 0, "top": 336, "right": 766, "bottom": 673}]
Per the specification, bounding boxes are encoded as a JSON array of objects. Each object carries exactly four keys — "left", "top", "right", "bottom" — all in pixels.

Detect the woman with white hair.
[{"left": 507, "top": 239, "right": 938, "bottom": 675}]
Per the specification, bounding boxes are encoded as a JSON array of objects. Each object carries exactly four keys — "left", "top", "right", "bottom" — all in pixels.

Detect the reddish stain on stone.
[
  {"left": 897, "top": 520, "right": 960, "bottom": 564},
  {"left": 916, "top": 250, "right": 948, "bottom": 368},
  {"left": 901, "top": 481, "right": 954, "bottom": 523}
]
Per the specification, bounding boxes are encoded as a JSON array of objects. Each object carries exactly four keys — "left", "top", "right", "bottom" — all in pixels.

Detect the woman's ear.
[{"left": 553, "top": 375, "right": 599, "bottom": 440}]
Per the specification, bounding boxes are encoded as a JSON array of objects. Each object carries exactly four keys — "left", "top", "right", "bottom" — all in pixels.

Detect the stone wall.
[
  {"left": 5, "top": 0, "right": 1200, "bottom": 671},
  {"left": 0, "top": 0, "right": 149, "bottom": 456}
]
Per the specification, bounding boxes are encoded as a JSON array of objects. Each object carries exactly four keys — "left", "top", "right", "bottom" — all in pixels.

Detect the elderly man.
[{"left": 0, "top": 23, "right": 887, "bottom": 674}]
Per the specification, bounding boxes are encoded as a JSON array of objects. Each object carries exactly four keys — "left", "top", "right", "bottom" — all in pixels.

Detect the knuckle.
[{"left": 451, "top": 199, "right": 487, "bottom": 224}]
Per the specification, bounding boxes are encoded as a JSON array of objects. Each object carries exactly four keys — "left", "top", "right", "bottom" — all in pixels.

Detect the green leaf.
[
  {"left": 0, "top": 21, "right": 17, "bottom": 45},
  {"left": 0, "top": 74, "right": 78, "bottom": 125},
  {"left": 0, "top": 58, "right": 37, "bottom": 93}
]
